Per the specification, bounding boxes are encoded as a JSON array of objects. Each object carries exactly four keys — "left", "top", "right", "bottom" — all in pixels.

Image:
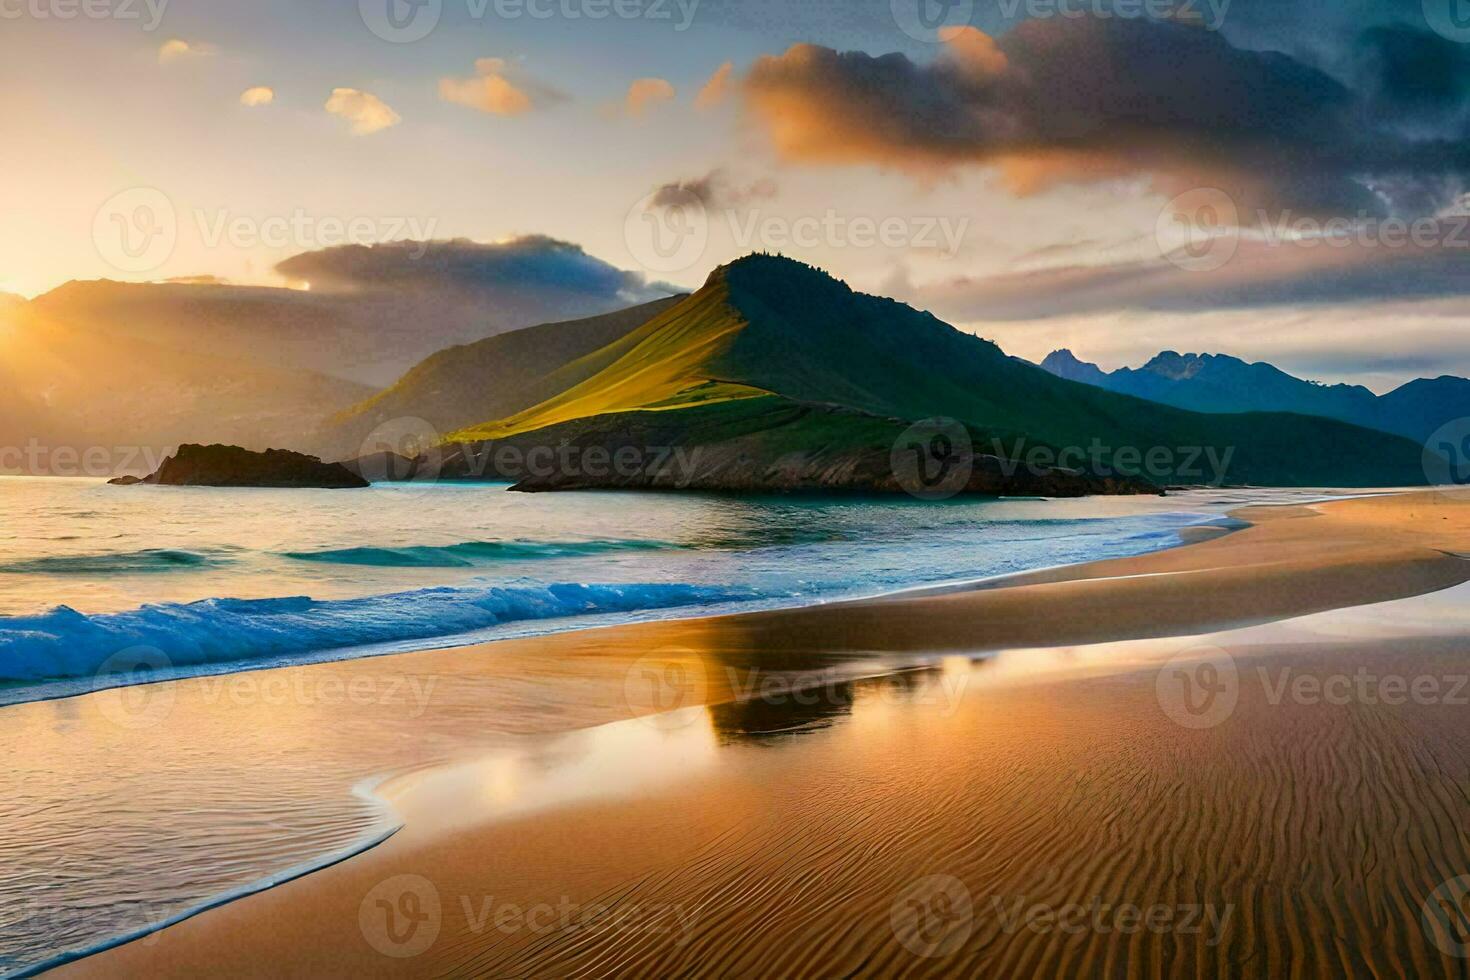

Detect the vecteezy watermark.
[
  {"left": 0, "top": 440, "right": 174, "bottom": 478},
  {"left": 358, "top": 0, "right": 699, "bottom": 42},
  {"left": 891, "top": 418, "right": 974, "bottom": 500},
  {"left": 0, "top": 0, "right": 170, "bottom": 30},
  {"left": 890, "top": 0, "right": 975, "bottom": 43},
  {"left": 360, "top": 874, "right": 443, "bottom": 958},
  {"left": 1423, "top": 0, "right": 1470, "bottom": 43},
  {"left": 1157, "top": 187, "right": 1470, "bottom": 272},
  {"left": 461, "top": 442, "right": 704, "bottom": 485},
  {"left": 91, "top": 647, "right": 176, "bottom": 730},
  {"left": 625, "top": 187, "right": 710, "bottom": 274},
  {"left": 987, "top": 894, "right": 1233, "bottom": 945},
  {"left": 1259, "top": 666, "right": 1470, "bottom": 707},
  {"left": 457, "top": 894, "right": 696, "bottom": 942},
  {"left": 193, "top": 208, "right": 438, "bottom": 256},
  {"left": 1424, "top": 418, "right": 1470, "bottom": 493},
  {"left": 94, "top": 188, "right": 177, "bottom": 274},
  {"left": 193, "top": 671, "right": 440, "bottom": 717},
  {"left": 726, "top": 210, "right": 969, "bottom": 260},
  {"left": 623, "top": 648, "right": 709, "bottom": 729},
  {"left": 1155, "top": 646, "right": 1239, "bottom": 729},
  {"left": 991, "top": 0, "right": 1229, "bottom": 29},
  {"left": 1424, "top": 874, "right": 1470, "bottom": 957},
  {"left": 624, "top": 191, "right": 970, "bottom": 274},
  {"left": 357, "top": 417, "right": 446, "bottom": 486},
  {"left": 358, "top": 875, "right": 696, "bottom": 958},
  {"left": 988, "top": 436, "right": 1236, "bottom": 486},
  {"left": 91, "top": 189, "right": 440, "bottom": 274},
  {"left": 891, "top": 875, "right": 975, "bottom": 957}
]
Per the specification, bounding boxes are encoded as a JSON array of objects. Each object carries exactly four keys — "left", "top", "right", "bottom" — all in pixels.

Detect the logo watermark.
[
  {"left": 358, "top": 874, "right": 697, "bottom": 957},
  {"left": 0, "top": 0, "right": 169, "bottom": 29},
  {"left": 1158, "top": 187, "right": 1470, "bottom": 272},
  {"left": 360, "top": 874, "right": 443, "bottom": 957},
  {"left": 891, "top": 418, "right": 974, "bottom": 500},
  {"left": 623, "top": 648, "right": 709, "bottom": 729},
  {"left": 1424, "top": 0, "right": 1470, "bottom": 43},
  {"left": 987, "top": 894, "right": 1233, "bottom": 945},
  {"left": 91, "top": 646, "right": 176, "bottom": 730},
  {"left": 1424, "top": 418, "right": 1470, "bottom": 492},
  {"left": 1155, "top": 646, "right": 1239, "bottom": 729},
  {"left": 94, "top": 187, "right": 177, "bottom": 274},
  {"left": 625, "top": 192, "right": 969, "bottom": 274},
  {"left": 359, "top": 0, "right": 699, "bottom": 42},
  {"left": 1425, "top": 874, "right": 1470, "bottom": 957},
  {"left": 891, "top": 875, "right": 975, "bottom": 957},
  {"left": 889, "top": 0, "right": 975, "bottom": 43}
]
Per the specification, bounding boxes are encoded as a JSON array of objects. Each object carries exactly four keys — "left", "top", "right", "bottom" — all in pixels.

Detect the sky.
[{"left": 2, "top": 0, "right": 1468, "bottom": 390}]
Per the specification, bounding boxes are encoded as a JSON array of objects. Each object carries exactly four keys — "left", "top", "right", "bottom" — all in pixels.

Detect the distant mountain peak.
[
  {"left": 1139, "top": 350, "right": 1210, "bottom": 380},
  {"left": 1039, "top": 344, "right": 1470, "bottom": 443},
  {"left": 1040, "top": 349, "right": 1108, "bottom": 385}
]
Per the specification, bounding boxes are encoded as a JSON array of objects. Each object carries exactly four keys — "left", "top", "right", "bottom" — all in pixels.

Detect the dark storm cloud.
[
  {"left": 275, "top": 236, "right": 666, "bottom": 304},
  {"left": 741, "top": 17, "right": 1470, "bottom": 219},
  {"left": 648, "top": 170, "right": 779, "bottom": 209}
]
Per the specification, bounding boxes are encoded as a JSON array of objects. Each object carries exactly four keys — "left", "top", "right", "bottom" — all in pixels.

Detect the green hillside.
[
  {"left": 323, "top": 296, "right": 683, "bottom": 456},
  {"left": 433, "top": 255, "right": 1431, "bottom": 488}
]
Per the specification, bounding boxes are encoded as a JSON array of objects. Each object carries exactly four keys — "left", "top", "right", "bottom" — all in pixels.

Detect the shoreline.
[
  {"left": 0, "top": 494, "right": 1244, "bottom": 710},
  {"left": 48, "top": 489, "right": 1470, "bottom": 977}
]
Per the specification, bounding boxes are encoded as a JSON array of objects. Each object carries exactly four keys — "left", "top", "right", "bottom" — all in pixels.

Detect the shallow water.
[
  {"left": 0, "top": 481, "right": 1372, "bottom": 973},
  {"left": 0, "top": 479, "right": 1349, "bottom": 700}
]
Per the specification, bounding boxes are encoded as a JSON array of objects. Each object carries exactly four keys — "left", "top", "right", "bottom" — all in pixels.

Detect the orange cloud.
[
  {"left": 158, "top": 39, "right": 215, "bottom": 64},
  {"left": 695, "top": 61, "right": 733, "bottom": 110},
  {"left": 626, "top": 78, "right": 675, "bottom": 117},
  {"left": 738, "top": 20, "right": 1463, "bottom": 220},
  {"left": 439, "top": 58, "right": 565, "bottom": 116},
  {"left": 239, "top": 86, "right": 275, "bottom": 107},
  {"left": 325, "top": 88, "right": 401, "bottom": 136}
]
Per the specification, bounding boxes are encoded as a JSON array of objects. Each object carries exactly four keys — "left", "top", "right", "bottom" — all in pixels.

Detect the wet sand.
[{"left": 59, "top": 490, "right": 1470, "bottom": 977}]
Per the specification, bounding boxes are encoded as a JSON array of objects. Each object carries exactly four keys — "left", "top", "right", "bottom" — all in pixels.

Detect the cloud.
[
  {"left": 648, "top": 169, "right": 778, "bottom": 209},
  {"left": 274, "top": 235, "right": 671, "bottom": 311},
  {"left": 894, "top": 228, "right": 1470, "bottom": 323},
  {"left": 239, "top": 86, "right": 275, "bottom": 107},
  {"left": 695, "top": 61, "right": 734, "bottom": 110},
  {"left": 325, "top": 88, "right": 401, "bottom": 136},
  {"left": 438, "top": 58, "right": 566, "bottom": 116},
  {"left": 158, "top": 39, "right": 215, "bottom": 64},
  {"left": 739, "top": 19, "right": 1470, "bottom": 220},
  {"left": 626, "top": 78, "right": 675, "bottom": 117}
]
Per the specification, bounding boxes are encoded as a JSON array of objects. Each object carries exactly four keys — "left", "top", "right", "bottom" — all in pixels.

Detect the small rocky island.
[{"left": 109, "top": 444, "right": 369, "bottom": 489}]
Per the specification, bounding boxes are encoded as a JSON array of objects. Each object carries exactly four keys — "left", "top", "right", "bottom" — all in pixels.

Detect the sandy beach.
[{"left": 55, "top": 489, "right": 1470, "bottom": 977}]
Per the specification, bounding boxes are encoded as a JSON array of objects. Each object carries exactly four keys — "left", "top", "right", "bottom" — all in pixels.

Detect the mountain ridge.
[
  {"left": 387, "top": 254, "right": 1433, "bottom": 490},
  {"left": 1039, "top": 348, "right": 1469, "bottom": 442}
]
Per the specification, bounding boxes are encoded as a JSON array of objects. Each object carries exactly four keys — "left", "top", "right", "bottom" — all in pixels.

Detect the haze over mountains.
[
  {"left": 0, "top": 238, "right": 673, "bottom": 471},
  {"left": 1041, "top": 349, "right": 1470, "bottom": 443},
  {"left": 5, "top": 248, "right": 1453, "bottom": 488},
  {"left": 341, "top": 255, "right": 1431, "bottom": 490}
]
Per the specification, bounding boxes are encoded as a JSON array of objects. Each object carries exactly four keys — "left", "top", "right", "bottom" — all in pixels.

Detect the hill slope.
[
  {"left": 1040, "top": 349, "right": 1470, "bottom": 443},
  {"left": 321, "top": 296, "right": 685, "bottom": 458},
  {"left": 442, "top": 256, "right": 1431, "bottom": 488}
]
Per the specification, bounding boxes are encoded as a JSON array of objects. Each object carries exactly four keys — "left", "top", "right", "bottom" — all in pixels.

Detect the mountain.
[
  {"left": 371, "top": 255, "right": 1433, "bottom": 490},
  {"left": 1040, "top": 349, "right": 1470, "bottom": 443},
  {"left": 30, "top": 280, "right": 496, "bottom": 388},
  {"left": 0, "top": 297, "right": 373, "bottom": 475},
  {"left": 320, "top": 296, "right": 684, "bottom": 460}
]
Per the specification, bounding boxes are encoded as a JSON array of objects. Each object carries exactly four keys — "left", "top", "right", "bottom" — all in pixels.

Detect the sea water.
[{"left": 0, "top": 476, "right": 1357, "bottom": 974}]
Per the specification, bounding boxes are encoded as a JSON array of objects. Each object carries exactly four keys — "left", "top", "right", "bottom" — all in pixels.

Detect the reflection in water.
[{"left": 10, "top": 578, "right": 1470, "bottom": 975}]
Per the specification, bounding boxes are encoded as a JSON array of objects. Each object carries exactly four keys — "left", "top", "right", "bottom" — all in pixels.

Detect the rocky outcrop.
[
  {"left": 109, "top": 444, "right": 368, "bottom": 489},
  {"left": 348, "top": 398, "right": 1161, "bottom": 497}
]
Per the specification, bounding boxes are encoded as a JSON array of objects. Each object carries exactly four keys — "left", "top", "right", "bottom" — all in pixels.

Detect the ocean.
[{"left": 0, "top": 477, "right": 1351, "bottom": 974}]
